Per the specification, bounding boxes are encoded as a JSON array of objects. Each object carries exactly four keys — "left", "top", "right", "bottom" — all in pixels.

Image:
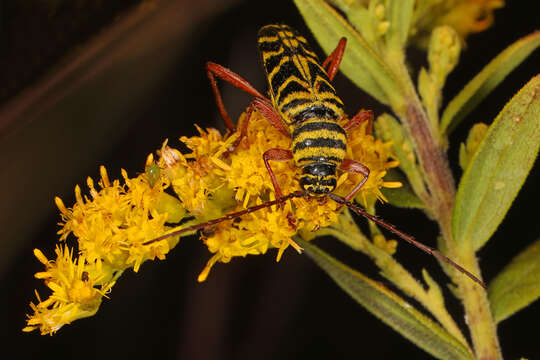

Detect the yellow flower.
[
  {"left": 341, "top": 118, "right": 400, "bottom": 206},
  {"left": 198, "top": 199, "right": 299, "bottom": 282},
  {"left": 23, "top": 247, "right": 114, "bottom": 335},
  {"left": 25, "top": 106, "right": 400, "bottom": 333},
  {"left": 156, "top": 110, "right": 400, "bottom": 281},
  {"left": 25, "top": 166, "right": 182, "bottom": 334},
  {"left": 56, "top": 166, "right": 176, "bottom": 271}
]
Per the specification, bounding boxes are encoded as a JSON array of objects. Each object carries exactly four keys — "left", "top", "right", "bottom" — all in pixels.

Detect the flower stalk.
[
  {"left": 456, "top": 243, "right": 503, "bottom": 360},
  {"left": 381, "top": 15, "right": 503, "bottom": 360},
  {"left": 395, "top": 59, "right": 503, "bottom": 360}
]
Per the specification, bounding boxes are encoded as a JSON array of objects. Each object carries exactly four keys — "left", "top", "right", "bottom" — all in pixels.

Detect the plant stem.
[
  {"left": 455, "top": 244, "right": 503, "bottom": 360},
  {"left": 390, "top": 56, "right": 502, "bottom": 359}
]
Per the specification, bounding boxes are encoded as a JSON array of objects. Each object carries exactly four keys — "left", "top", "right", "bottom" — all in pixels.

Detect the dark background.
[{"left": 1, "top": 0, "right": 538, "bottom": 359}]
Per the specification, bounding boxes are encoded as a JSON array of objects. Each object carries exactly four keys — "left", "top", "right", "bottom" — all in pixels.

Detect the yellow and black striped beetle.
[
  {"left": 206, "top": 24, "right": 373, "bottom": 202},
  {"left": 144, "top": 24, "right": 486, "bottom": 288}
]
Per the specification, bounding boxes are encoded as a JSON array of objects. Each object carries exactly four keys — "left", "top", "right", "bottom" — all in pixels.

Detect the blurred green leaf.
[
  {"left": 325, "top": 0, "right": 355, "bottom": 12},
  {"left": 453, "top": 75, "right": 540, "bottom": 250},
  {"left": 385, "top": 0, "right": 414, "bottom": 50},
  {"left": 293, "top": 0, "right": 402, "bottom": 107},
  {"left": 441, "top": 31, "right": 540, "bottom": 135},
  {"left": 489, "top": 238, "right": 540, "bottom": 323},
  {"left": 298, "top": 239, "right": 474, "bottom": 360},
  {"left": 326, "top": 1, "right": 378, "bottom": 48}
]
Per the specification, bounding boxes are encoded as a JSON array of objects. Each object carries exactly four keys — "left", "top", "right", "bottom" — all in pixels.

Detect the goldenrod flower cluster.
[{"left": 24, "top": 109, "right": 399, "bottom": 334}]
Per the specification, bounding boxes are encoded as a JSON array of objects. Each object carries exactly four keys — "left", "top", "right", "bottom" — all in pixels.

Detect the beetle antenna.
[
  {"left": 142, "top": 190, "right": 485, "bottom": 288},
  {"left": 328, "top": 193, "right": 486, "bottom": 289},
  {"left": 142, "top": 191, "right": 307, "bottom": 246}
]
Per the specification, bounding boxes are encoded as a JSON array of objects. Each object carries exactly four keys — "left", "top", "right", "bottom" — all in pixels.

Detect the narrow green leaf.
[
  {"left": 325, "top": 0, "right": 354, "bottom": 12},
  {"left": 298, "top": 239, "right": 473, "bottom": 360},
  {"left": 441, "top": 31, "right": 540, "bottom": 134},
  {"left": 453, "top": 75, "right": 540, "bottom": 250},
  {"left": 326, "top": 1, "right": 378, "bottom": 49},
  {"left": 385, "top": 0, "right": 414, "bottom": 50},
  {"left": 489, "top": 238, "right": 540, "bottom": 323},
  {"left": 293, "top": 0, "right": 401, "bottom": 107},
  {"left": 347, "top": 3, "right": 378, "bottom": 48}
]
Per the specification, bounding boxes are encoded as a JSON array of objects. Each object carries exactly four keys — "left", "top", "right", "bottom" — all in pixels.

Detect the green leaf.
[
  {"left": 441, "top": 31, "right": 540, "bottom": 135},
  {"left": 489, "top": 238, "right": 540, "bottom": 323},
  {"left": 385, "top": 0, "right": 414, "bottom": 50},
  {"left": 453, "top": 75, "right": 540, "bottom": 250},
  {"left": 293, "top": 0, "right": 402, "bottom": 107},
  {"left": 326, "top": 1, "right": 378, "bottom": 48},
  {"left": 298, "top": 239, "right": 474, "bottom": 360},
  {"left": 380, "top": 169, "right": 424, "bottom": 209}
]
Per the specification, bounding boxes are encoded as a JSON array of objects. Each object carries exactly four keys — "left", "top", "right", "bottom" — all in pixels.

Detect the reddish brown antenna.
[
  {"left": 328, "top": 193, "right": 486, "bottom": 289},
  {"left": 142, "top": 191, "right": 486, "bottom": 288},
  {"left": 142, "top": 191, "right": 306, "bottom": 246}
]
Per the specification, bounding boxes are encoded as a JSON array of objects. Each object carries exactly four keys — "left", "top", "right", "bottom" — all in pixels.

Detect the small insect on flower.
[{"left": 144, "top": 24, "right": 486, "bottom": 288}]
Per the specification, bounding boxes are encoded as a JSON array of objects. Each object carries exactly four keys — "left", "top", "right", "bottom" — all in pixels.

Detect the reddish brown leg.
[
  {"left": 222, "top": 103, "right": 256, "bottom": 157},
  {"left": 263, "top": 148, "right": 294, "bottom": 202},
  {"left": 322, "top": 37, "right": 347, "bottom": 81},
  {"left": 343, "top": 109, "right": 374, "bottom": 134},
  {"left": 206, "top": 62, "right": 267, "bottom": 131},
  {"left": 238, "top": 103, "right": 255, "bottom": 141},
  {"left": 225, "top": 98, "right": 290, "bottom": 156},
  {"left": 252, "top": 98, "right": 290, "bottom": 137},
  {"left": 340, "top": 159, "right": 370, "bottom": 202}
]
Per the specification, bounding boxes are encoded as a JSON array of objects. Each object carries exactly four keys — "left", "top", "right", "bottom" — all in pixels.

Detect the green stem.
[
  {"left": 455, "top": 244, "right": 503, "bottom": 360},
  {"left": 396, "top": 88, "right": 455, "bottom": 219},
  {"left": 388, "top": 54, "right": 502, "bottom": 359}
]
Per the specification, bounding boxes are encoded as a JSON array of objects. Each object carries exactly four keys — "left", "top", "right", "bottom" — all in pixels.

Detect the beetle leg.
[
  {"left": 343, "top": 109, "right": 373, "bottom": 134},
  {"left": 322, "top": 37, "right": 347, "bottom": 81},
  {"left": 206, "top": 61, "right": 267, "bottom": 131},
  {"left": 252, "top": 98, "right": 290, "bottom": 137},
  {"left": 263, "top": 148, "right": 294, "bottom": 204},
  {"left": 339, "top": 159, "right": 370, "bottom": 202}
]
